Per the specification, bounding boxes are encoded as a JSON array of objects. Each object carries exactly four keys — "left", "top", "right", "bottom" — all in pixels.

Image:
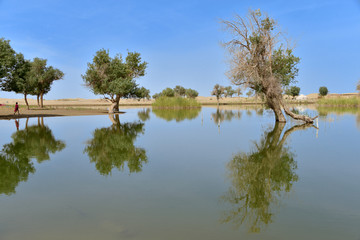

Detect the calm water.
[{"left": 0, "top": 106, "right": 359, "bottom": 240}]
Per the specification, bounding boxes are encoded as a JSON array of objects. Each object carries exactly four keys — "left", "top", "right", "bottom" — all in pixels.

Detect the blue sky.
[{"left": 0, "top": 0, "right": 359, "bottom": 99}]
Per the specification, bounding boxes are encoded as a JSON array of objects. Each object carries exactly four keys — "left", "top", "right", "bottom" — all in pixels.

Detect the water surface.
[{"left": 0, "top": 106, "right": 359, "bottom": 240}]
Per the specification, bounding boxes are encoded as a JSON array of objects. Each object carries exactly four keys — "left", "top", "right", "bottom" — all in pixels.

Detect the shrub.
[
  {"left": 319, "top": 86, "right": 328, "bottom": 96},
  {"left": 286, "top": 86, "right": 300, "bottom": 98},
  {"left": 152, "top": 96, "right": 201, "bottom": 108},
  {"left": 185, "top": 88, "right": 198, "bottom": 98}
]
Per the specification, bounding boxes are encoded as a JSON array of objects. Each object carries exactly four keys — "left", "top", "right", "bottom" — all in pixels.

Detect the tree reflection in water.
[
  {"left": 152, "top": 108, "right": 201, "bottom": 122},
  {"left": 84, "top": 114, "right": 147, "bottom": 176},
  {"left": 211, "top": 108, "right": 242, "bottom": 125},
  {"left": 221, "top": 123, "right": 314, "bottom": 232},
  {"left": 138, "top": 108, "right": 151, "bottom": 122},
  {"left": 0, "top": 118, "right": 66, "bottom": 195}
]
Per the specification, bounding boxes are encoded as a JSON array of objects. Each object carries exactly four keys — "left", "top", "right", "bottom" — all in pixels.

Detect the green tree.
[
  {"left": 222, "top": 10, "right": 316, "bottom": 123},
  {"left": 174, "top": 85, "right": 186, "bottom": 97},
  {"left": 319, "top": 86, "right": 328, "bottom": 96},
  {"left": 135, "top": 86, "right": 150, "bottom": 100},
  {"left": 211, "top": 84, "right": 224, "bottom": 106},
  {"left": 82, "top": 49, "right": 147, "bottom": 113},
  {"left": 84, "top": 116, "right": 147, "bottom": 175},
  {"left": 221, "top": 123, "right": 313, "bottom": 232},
  {"left": 185, "top": 88, "right": 199, "bottom": 98},
  {"left": 160, "top": 87, "right": 175, "bottom": 97},
  {"left": 29, "top": 58, "right": 64, "bottom": 108},
  {"left": 152, "top": 93, "right": 160, "bottom": 99},
  {"left": 0, "top": 38, "right": 17, "bottom": 88},
  {"left": 286, "top": 86, "right": 301, "bottom": 99},
  {"left": 224, "top": 86, "right": 236, "bottom": 98},
  {"left": 1, "top": 53, "right": 35, "bottom": 109},
  {"left": 357, "top": 80, "right": 360, "bottom": 93}
]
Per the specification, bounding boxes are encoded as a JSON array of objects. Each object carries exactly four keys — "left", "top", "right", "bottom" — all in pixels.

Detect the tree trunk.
[
  {"left": 114, "top": 95, "right": 120, "bottom": 112},
  {"left": 281, "top": 101, "right": 317, "bottom": 123},
  {"left": 24, "top": 93, "right": 29, "bottom": 110},
  {"left": 40, "top": 92, "right": 44, "bottom": 108},
  {"left": 266, "top": 95, "right": 286, "bottom": 123},
  {"left": 37, "top": 95, "right": 40, "bottom": 107},
  {"left": 108, "top": 101, "right": 117, "bottom": 114}
]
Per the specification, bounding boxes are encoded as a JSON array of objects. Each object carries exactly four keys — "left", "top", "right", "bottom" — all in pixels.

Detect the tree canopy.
[
  {"left": 222, "top": 9, "right": 316, "bottom": 123},
  {"left": 319, "top": 86, "right": 328, "bottom": 96},
  {"left": 82, "top": 49, "right": 147, "bottom": 113}
]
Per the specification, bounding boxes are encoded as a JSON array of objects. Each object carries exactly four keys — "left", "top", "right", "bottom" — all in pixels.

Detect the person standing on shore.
[{"left": 14, "top": 102, "right": 20, "bottom": 115}]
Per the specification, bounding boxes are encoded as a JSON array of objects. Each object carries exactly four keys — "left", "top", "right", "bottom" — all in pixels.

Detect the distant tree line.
[
  {"left": 211, "top": 84, "right": 241, "bottom": 105},
  {"left": 152, "top": 85, "right": 199, "bottom": 99},
  {"left": 0, "top": 38, "right": 63, "bottom": 109}
]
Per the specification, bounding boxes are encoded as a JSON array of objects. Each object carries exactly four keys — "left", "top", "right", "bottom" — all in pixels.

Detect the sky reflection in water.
[{"left": 0, "top": 106, "right": 359, "bottom": 240}]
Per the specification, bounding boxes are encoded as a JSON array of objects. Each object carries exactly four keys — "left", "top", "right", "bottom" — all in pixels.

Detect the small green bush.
[
  {"left": 319, "top": 86, "right": 328, "bottom": 96},
  {"left": 152, "top": 96, "right": 201, "bottom": 108}
]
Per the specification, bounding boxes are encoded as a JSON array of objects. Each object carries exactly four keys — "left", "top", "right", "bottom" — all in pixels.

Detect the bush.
[
  {"left": 185, "top": 88, "right": 198, "bottom": 98},
  {"left": 319, "top": 86, "right": 328, "bottom": 96},
  {"left": 161, "top": 88, "right": 175, "bottom": 97},
  {"left": 286, "top": 86, "right": 300, "bottom": 98},
  {"left": 152, "top": 96, "right": 201, "bottom": 108}
]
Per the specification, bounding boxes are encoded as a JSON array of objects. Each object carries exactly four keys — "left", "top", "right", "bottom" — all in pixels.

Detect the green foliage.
[
  {"left": 185, "top": 88, "right": 198, "bottom": 98},
  {"left": 153, "top": 86, "right": 199, "bottom": 99},
  {"left": 152, "top": 93, "right": 160, "bottom": 99},
  {"left": 0, "top": 121, "right": 65, "bottom": 195},
  {"left": 318, "top": 97, "right": 360, "bottom": 107},
  {"left": 356, "top": 80, "right": 360, "bottom": 93},
  {"left": 135, "top": 86, "right": 150, "bottom": 100},
  {"left": 29, "top": 58, "right": 64, "bottom": 96},
  {"left": 152, "top": 108, "right": 201, "bottom": 122},
  {"left": 82, "top": 49, "right": 147, "bottom": 103},
  {"left": 0, "top": 38, "right": 16, "bottom": 84},
  {"left": 152, "top": 96, "right": 201, "bottom": 108},
  {"left": 272, "top": 48, "right": 300, "bottom": 87},
  {"left": 221, "top": 123, "right": 300, "bottom": 232},
  {"left": 224, "top": 86, "right": 236, "bottom": 97},
  {"left": 211, "top": 84, "right": 225, "bottom": 101},
  {"left": 319, "top": 86, "right": 328, "bottom": 96},
  {"left": 285, "top": 86, "right": 300, "bottom": 98},
  {"left": 160, "top": 87, "right": 175, "bottom": 97},
  {"left": 211, "top": 109, "right": 242, "bottom": 125},
  {"left": 137, "top": 108, "right": 151, "bottom": 121},
  {"left": 174, "top": 85, "right": 186, "bottom": 97},
  {"left": 84, "top": 118, "right": 147, "bottom": 175}
]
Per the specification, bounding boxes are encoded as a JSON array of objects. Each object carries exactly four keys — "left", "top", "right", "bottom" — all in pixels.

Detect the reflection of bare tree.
[
  {"left": 211, "top": 108, "right": 242, "bottom": 125},
  {"left": 221, "top": 123, "right": 314, "bottom": 232}
]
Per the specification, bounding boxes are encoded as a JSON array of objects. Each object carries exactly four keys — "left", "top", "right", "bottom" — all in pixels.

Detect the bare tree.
[
  {"left": 356, "top": 79, "right": 360, "bottom": 94},
  {"left": 222, "top": 9, "right": 317, "bottom": 123}
]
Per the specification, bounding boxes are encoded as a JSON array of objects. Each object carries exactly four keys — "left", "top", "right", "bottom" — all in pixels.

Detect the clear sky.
[{"left": 0, "top": 0, "right": 359, "bottom": 99}]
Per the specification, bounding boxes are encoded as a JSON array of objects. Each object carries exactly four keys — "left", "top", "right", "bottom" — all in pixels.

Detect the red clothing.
[{"left": 14, "top": 104, "right": 19, "bottom": 112}]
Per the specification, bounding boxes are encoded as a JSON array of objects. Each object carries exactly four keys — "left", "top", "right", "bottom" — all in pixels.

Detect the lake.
[{"left": 0, "top": 106, "right": 359, "bottom": 240}]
